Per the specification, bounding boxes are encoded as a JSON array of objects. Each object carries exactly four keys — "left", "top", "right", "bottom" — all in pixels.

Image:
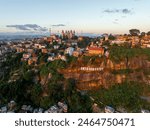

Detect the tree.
[
  {"left": 31, "top": 84, "right": 42, "bottom": 106},
  {"left": 147, "top": 31, "right": 150, "bottom": 35},
  {"left": 40, "top": 97, "right": 52, "bottom": 109},
  {"left": 108, "top": 34, "right": 116, "bottom": 40},
  {"left": 64, "top": 79, "right": 92, "bottom": 112},
  {"left": 141, "top": 32, "right": 146, "bottom": 37},
  {"left": 129, "top": 29, "right": 140, "bottom": 36},
  {"left": 77, "top": 37, "right": 91, "bottom": 48},
  {"left": 23, "top": 70, "right": 34, "bottom": 82},
  {"left": 89, "top": 81, "right": 146, "bottom": 112},
  {"left": 40, "top": 64, "right": 49, "bottom": 76}
]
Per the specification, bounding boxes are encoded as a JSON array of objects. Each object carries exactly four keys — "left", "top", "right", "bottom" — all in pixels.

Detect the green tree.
[
  {"left": 129, "top": 29, "right": 140, "bottom": 36},
  {"left": 64, "top": 79, "right": 92, "bottom": 112},
  {"left": 89, "top": 81, "right": 147, "bottom": 112},
  {"left": 31, "top": 84, "right": 42, "bottom": 106},
  {"left": 147, "top": 31, "right": 150, "bottom": 35},
  {"left": 108, "top": 34, "right": 116, "bottom": 40}
]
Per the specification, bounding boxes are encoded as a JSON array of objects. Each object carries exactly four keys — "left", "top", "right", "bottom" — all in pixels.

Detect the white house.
[
  {"left": 105, "top": 106, "right": 115, "bottom": 113},
  {"left": 65, "top": 47, "right": 74, "bottom": 56}
]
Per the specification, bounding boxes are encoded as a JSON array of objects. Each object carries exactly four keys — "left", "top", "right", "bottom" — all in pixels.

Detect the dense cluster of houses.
[
  {"left": 0, "top": 100, "right": 68, "bottom": 113},
  {"left": 0, "top": 99, "right": 149, "bottom": 113},
  {"left": 1, "top": 32, "right": 150, "bottom": 66},
  {"left": 3, "top": 33, "right": 150, "bottom": 68},
  {"left": 105, "top": 34, "right": 150, "bottom": 48},
  {"left": 8, "top": 35, "right": 85, "bottom": 66},
  {"left": 92, "top": 103, "right": 150, "bottom": 113}
]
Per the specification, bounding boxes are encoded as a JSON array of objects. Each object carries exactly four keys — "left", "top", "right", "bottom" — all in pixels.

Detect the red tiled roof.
[{"left": 88, "top": 47, "right": 103, "bottom": 51}]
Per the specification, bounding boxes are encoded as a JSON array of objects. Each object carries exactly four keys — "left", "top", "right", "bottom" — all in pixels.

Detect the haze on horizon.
[{"left": 0, "top": 0, "right": 150, "bottom": 35}]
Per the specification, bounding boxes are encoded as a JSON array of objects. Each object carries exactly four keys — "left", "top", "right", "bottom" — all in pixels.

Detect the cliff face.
[
  {"left": 104, "top": 56, "right": 150, "bottom": 70},
  {"left": 60, "top": 56, "right": 150, "bottom": 90}
]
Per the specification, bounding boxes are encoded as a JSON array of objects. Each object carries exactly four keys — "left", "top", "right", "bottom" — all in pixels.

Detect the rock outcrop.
[{"left": 60, "top": 56, "right": 150, "bottom": 90}]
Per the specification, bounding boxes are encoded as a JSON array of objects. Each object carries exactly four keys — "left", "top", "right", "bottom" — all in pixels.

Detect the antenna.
[
  {"left": 81, "top": 30, "right": 83, "bottom": 36},
  {"left": 49, "top": 28, "right": 51, "bottom": 36}
]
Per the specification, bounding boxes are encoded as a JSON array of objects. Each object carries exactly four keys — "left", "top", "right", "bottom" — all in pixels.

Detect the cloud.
[
  {"left": 103, "top": 9, "right": 119, "bottom": 13},
  {"left": 113, "top": 21, "right": 119, "bottom": 24},
  {"left": 6, "top": 25, "right": 30, "bottom": 31},
  {"left": 52, "top": 24, "right": 66, "bottom": 27},
  {"left": 112, "top": 19, "right": 119, "bottom": 24},
  {"left": 103, "top": 8, "right": 133, "bottom": 14},
  {"left": 6, "top": 24, "right": 48, "bottom": 32},
  {"left": 122, "top": 9, "right": 131, "bottom": 14}
]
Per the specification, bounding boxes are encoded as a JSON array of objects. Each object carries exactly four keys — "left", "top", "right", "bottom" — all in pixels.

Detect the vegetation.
[
  {"left": 109, "top": 45, "right": 150, "bottom": 63},
  {"left": 112, "top": 69, "right": 133, "bottom": 75},
  {"left": 89, "top": 81, "right": 150, "bottom": 112},
  {"left": 78, "top": 37, "right": 91, "bottom": 48},
  {"left": 129, "top": 29, "right": 140, "bottom": 36},
  {"left": 108, "top": 34, "right": 116, "bottom": 40},
  {"left": 65, "top": 55, "right": 78, "bottom": 65},
  {"left": 64, "top": 79, "right": 92, "bottom": 113},
  {"left": 147, "top": 31, "right": 150, "bottom": 35},
  {"left": 0, "top": 52, "right": 23, "bottom": 81}
]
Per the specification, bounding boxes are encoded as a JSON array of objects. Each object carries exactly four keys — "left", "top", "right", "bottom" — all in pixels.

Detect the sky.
[{"left": 0, "top": 0, "right": 150, "bottom": 34}]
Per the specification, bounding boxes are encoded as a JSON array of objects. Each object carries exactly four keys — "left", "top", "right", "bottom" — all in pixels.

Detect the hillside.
[{"left": 60, "top": 47, "right": 150, "bottom": 93}]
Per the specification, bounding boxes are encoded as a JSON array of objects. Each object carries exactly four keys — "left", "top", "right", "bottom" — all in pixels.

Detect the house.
[
  {"left": 41, "top": 48, "right": 48, "bottom": 54},
  {"left": 111, "top": 40, "right": 125, "bottom": 45},
  {"left": 65, "top": 47, "right": 74, "bottom": 56},
  {"left": 47, "top": 56, "right": 55, "bottom": 62},
  {"left": 21, "top": 105, "right": 34, "bottom": 113},
  {"left": 21, "top": 105, "right": 28, "bottom": 111},
  {"left": 60, "top": 55, "right": 67, "bottom": 61},
  {"left": 8, "top": 100, "right": 16, "bottom": 110},
  {"left": 50, "top": 34, "right": 58, "bottom": 40},
  {"left": 87, "top": 47, "right": 104, "bottom": 55},
  {"left": 39, "top": 44, "right": 46, "bottom": 49},
  {"left": 45, "top": 37, "right": 53, "bottom": 43},
  {"left": 28, "top": 57, "right": 38, "bottom": 65},
  {"left": 73, "top": 50, "right": 82, "bottom": 57},
  {"left": 25, "top": 44, "right": 31, "bottom": 48},
  {"left": 45, "top": 105, "right": 59, "bottom": 113},
  {"left": 33, "top": 108, "right": 39, "bottom": 113},
  {"left": 104, "top": 51, "right": 109, "bottom": 58},
  {"left": 78, "top": 36, "right": 83, "bottom": 41},
  {"left": 141, "top": 109, "right": 149, "bottom": 113},
  {"left": 0, "top": 106, "right": 7, "bottom": 113},
  {"left": 23, "top": 53, "right": 31, "bottom": 59},
  {"left": 26, "top": 48, "right": 34, "bottom": 53},
  {"left": 105, "top": 106, "right": 115, "bottom": 113},
  {"left": 32, "top": 57, "right": 38, "bottom": 62},
  {"left": 147, "top": 44, "right": 150, "bottom": 48},
  {"left": 38, "top": 108, "right": 44, "bottom": 113},
  {"left": 58, "top": 102, "right": 68, "bottom": 113},
  {"left": 57, "top": 54, "right": 66, "bottom": 61},
  {"left": 54, "top": 45, "right": 60, "bottom": 49},
  {"left": 92, "top": 103, "right": 102, "bottom": 113},
  {"left": 28, "top": 58, "right": 34, "bottom": 65},
  {"left": 26, "top": 105, "right": 33, "bottom": 113},
  {"left": 16, "top": 47, "right": 24, "bottom": 53},
  {"left": 71, "top": 42, "right": 78, "bottom": 46},
  {"left": 132, "top": 36, "right": 140, "bottom": 46},
  {"left": 103, "top": 34, "right": 109, "bottom": 41},
  {"left": 34, "top": 43, "right": 41, "bottom": 49}
]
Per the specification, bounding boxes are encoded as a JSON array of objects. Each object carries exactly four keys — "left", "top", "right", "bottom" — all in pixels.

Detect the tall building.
[{"left": 61, "top": 30, "right": 76, "bottom": 39}]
